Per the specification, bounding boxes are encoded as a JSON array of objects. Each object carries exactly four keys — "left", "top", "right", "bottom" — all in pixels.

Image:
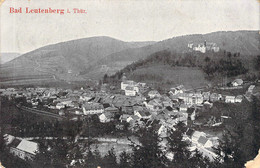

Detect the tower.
[{"left": 122, "top": 73, "right": 127, "bottom": 81}]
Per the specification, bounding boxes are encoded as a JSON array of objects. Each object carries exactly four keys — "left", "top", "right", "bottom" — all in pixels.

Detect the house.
[
  {"left": 231, "top": 79, "right": 243, "bottom": 86},
  {"left": 188, "top": 108, "right": 196, "bottom": 121},
  {"left": 75, "top": 110, "right": 83, "bottom": 115},
  {"left": 188, "top": 43, "right": 194, "bottom": 49},
  {"left": 247, "top": 85, "right": 255, "bottom": 93},
  {"left": 121, "top": 80, "right": 135, "bottom": 90},
  {"left": 105, "top": 107, "right": 119, "bottom": 113},
  {"left": 129, "top": 114, "right": 142, "bottom": 123},
  {"left": 235, "top": 95, "right": 243, "bottom": 103},
  {"left": 129, "top": 118, "right": 145, "bottom": 131},
  {"left": 176, "top": 112, "right": 188, "bottom": 125},
  {"left": 121, "top": 106, "right": 134, "bottom": 114},
  {"left": 185, "top": 128, "right": 195, "bottom": 139},
  {"left": 79, "top": 95, "right": 92, "bottom": 101},
  {"left": 178, "top": 93, "right": 203, "bottom": 106},
  {"left": 134, "top": 110, "right": 151, "bottom": 119},
  {"left": 4, "top": 134, "right": 38, "bottom": 160},
  {"left": 148, "top": 90, "right": 161, "bottom": 98},
  {"left": 157, "top": 124, "right": 168, "bottom": 138},
  {"left": 59, "top": 110, "right": 65, "bottom": 116},
  {"left": 202, "top": 92, "right": 211, "bottom": 101},
  {"left": 191, "top": 131, "right": 206, "bottom": 142},
  {"left": 6, "top": 88, "right": 16, "bottom": 92},
  {"left": 144, "top": 99, "right": 163, "bottom": 111},
  {"left": 169, "top": 88, "right": 182, "bottom": 95},
  {"left": 204, "top": 101, "right": 213, "bottom": 108},
  {"left": 138, "top": 82, "right": 146, "bottom": 87},
  {"left": 225, "top": 96, "right": 236, "bottom": 103},
  {"left": 0, "top": 88, "right": 6, "bottom": 93},
  {"left": 133, "top": 105, "right": 144, "bottom": 113},
  {"left": 197, "top": 136, "right": 213, "bottom": 148},
  {"left": 121, "top": 80, "right": 139, "bottom": 92},
  {"left": 179, "top": 104, "right": 188, "bottom": 112},
  {"left": 82, "top": 103, "right": 104, "bottom": 115},
  {"left": 125, "top": 86, "right": 136, "bottom": 96},
  {"left": 56, "top": 102, "right": 65, "bottom": 109},
  {"left": 119, "top": 114, "right": 131, "bottom": 122},
  {"left": 99, "top": 112, "right": 114, "bottom": 123},
  {"left": 120, "top": 114, "right": 139, "bottom": 123},
  {"left": 210, "top": 93, "right": 222, "bottom": 102}
]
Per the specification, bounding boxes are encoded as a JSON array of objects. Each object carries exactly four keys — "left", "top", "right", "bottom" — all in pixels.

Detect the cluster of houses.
[
  {"left": 168, "top": 85, "right": 243, "bottom": 105},
  {"left": 188, "top": 41, "right": 220, "bottom": 53},
  {"left": 0, "top": 77, "right": 251, "bottom": 162}
]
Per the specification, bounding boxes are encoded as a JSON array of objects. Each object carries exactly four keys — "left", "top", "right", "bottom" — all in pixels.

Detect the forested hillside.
[{"left": 105, "top": 50, "right": 259, "bottom": 89}]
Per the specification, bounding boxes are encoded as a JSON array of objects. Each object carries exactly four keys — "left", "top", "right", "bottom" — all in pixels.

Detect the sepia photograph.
[{"left": 0, "top": 0, "right": 259, "bottom": 167}]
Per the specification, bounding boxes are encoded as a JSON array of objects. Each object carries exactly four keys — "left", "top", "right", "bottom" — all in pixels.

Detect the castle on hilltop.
[{"left": 188, "top": 41, "right": 220, "bottom": 53}]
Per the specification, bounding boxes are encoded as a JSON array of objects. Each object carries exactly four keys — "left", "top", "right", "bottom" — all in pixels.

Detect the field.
[
  {"left": 90, "top": 142, "right": 132, "bottom": 160},
  {"left": 128, "top": 64, "right": 210, "bottom": 90}
]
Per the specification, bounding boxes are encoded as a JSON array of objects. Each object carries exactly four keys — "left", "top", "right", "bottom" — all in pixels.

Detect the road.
[
  {"left": 17, "top": 105, "right": 66, "bottom": 120},
  {"left": 34, "top": 59, "right": 58, "bottom": 81},
  {"left": 19, "top": 136, "right": 136, "bottom": 145}
]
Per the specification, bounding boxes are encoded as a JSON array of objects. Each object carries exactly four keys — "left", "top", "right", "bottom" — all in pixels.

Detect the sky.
[{"left": 0, "top": 0, "right": 259, "bottom": 53}]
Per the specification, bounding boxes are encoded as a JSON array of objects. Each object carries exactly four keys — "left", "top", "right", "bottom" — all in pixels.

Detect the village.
[{"left": 0, "top": 75, "right": 257, "bottom": 164}]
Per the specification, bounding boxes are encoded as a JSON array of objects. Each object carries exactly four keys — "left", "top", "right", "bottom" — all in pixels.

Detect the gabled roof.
[
  {"left": 226, "top": 96, "right": 235, "bottom": 99},
  {"left": 192, "top": 131, "right": 206, "bottom": 139},
  {"left": 4, "top": 134, "right": 15, "bottom": 145},
  {"left": 100, "top": 112, "right": 114, "bottom": 118},
  {"left": 125, "top": 86, "right": 135, "bottom": 91},
  {"left": 9, "top": 138, "right": 21, "bottom": 148},
  {"left": 138, "top": 110, "right": 151, "bottom": 117},
  {"left": 148, "top": 90, "right": 160, "bottom": 95},
  {"left": 122, "top": 106, "right": 134, "bottom": 113},
  {"left": 133, "top": 105, "right": 144, "bottom": 112},
  {"left": 232, "top": 79, "right": 243, "bottom": 85},
  {"left": 198, "top": 136, "right": 208, "bottom": 145},
  {"left": 16, "top": 139, "right": 38, "bottom": 155},
  {"left": 131, "top": 115, "right": 140, "bottom": 120},
  {"left": 120, "top": 114, "right": 131, "bottom": 120},
  {"left": 186, "top": 128, "right": 195, "bottom": 137},
  {"left": 180, "top": 104, "right": 188, "bottom": 109},
  {"left": 83, "top": 103, "right": 104, "bottom": 110},
  {"left": 166, "top": 106, "right": 173, "bottom": 111},
  {"left": 105, "top": 106, "right": 118, "bottom": 111},
  {"left": 5, "top": 134, "right": 38, "bottom": 155},
  {"left": 122, "top": 80, "right": 135, "bottom": 85},
  {"left": 236, "top": 95, "right": 243, "bottom": 99}
]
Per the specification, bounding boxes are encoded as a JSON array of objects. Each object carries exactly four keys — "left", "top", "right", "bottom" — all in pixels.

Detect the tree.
[
  {"left": 103, "top": 74, "right": 108, "bottom": 83},
  {"left": 255, "top": 55, "right": 260, "bottom": 70},
  {"left": 34, "top": 139, "right": 70, "bottom": 167},
  {"left": 251, "top": 96, "right": 260, "bottom": 156},
  {"left": 85, "top": 149, "right": 100, "bottom": 168},
  {"left": 102, "top": 147, "right": 118, "bottom": 168},
  {"left": 189, "top": 149, "right": 212, "bottom": 168},
  {"left": 130, "top": 126, "right": 167, "bottom": 168},
  {"left": 0, "top": 133, "right": 6, "bottom": 161},
  {"left": 167, "top": 122, "right": 191, "bottom": 168},
  {"left": 119, "top": 151, "right": 131, "bottom": 168},
  {"left": 204, "top": 56, "right": 211, "bottom": 63}
]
